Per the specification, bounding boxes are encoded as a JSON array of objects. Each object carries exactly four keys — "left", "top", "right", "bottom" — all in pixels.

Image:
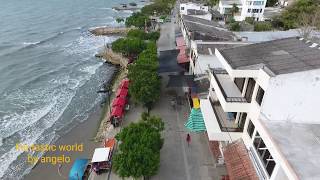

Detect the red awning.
[
  {"left": 112, "top": 97, "right": 126, "bottom": 107},
  {"left": 176, "top": 36, "right": 185, "bottom": 47},
  {"left": 111, "top": 106, "right": 123, "bottom": 117},
  {"left": 119, "top": 79, "right": 130, "bottom": 89},
  {"left": 177, "top": 46, "right": 189, "bottom": 64},
  {"left": 223, "top": 140, "right": 258, "bottom": 180},
  {"left": 116, "top": 88, "right": 128, "bottom": 97}
]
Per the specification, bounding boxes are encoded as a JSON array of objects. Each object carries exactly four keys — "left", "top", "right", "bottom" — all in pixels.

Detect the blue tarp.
[{"left": 69, "top": 159, "right": 89, "bottom": 180}]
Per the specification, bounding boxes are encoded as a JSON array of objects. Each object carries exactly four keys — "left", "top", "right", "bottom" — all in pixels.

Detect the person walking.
[{"left": 186, "top": 133, "right": 191, "bottom": 146}]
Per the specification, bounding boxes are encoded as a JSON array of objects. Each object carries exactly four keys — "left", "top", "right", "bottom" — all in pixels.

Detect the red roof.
[
  {"left": 223, "top": 140, "right": 258, "bottom": 180},
  {"left": 111, "top": 106, "right": 123, "bottom": 117},
  {"left": 116, "top": 88, "right": 128, "bottom": 97},
  {"left": 112, "top": 97, "right": 126, "bottom": 107},
  {"left": 176, "top": 37, "right": 185, "bottom": 47},
  {"left": 119, "top": 79, "right": 130, "bottom": 89}
]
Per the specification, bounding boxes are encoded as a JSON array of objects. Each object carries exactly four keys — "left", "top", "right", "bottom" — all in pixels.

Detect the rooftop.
[
  {"left": 197, "top": 42, "right": 247, "bottom": 55},
  {"left": 187, "top": 9, "right": 208, "bottom": 15},
  {"left": 220, "top": 0, "right": 242, "bottom": 6},
  {"left": 182, "top": 15, "right": 236, "bottom": 41},
  {"left": 262, "top": 120, "right": 320, "bottom": 179},
  {"left": 219, "top": 37, "right": 320, "bottom": 75}
]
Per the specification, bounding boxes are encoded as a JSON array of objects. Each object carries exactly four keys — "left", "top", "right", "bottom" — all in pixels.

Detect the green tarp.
[{"left": 184, "top": 108, "right": 206, "bottom": 132}]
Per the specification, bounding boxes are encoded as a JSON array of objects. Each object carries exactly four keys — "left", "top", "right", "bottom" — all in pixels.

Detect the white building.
[
  {"left": 197, "top": 37, "right": 320, "bottom": 179},
  {"left": 179, "top": 2, "right": 212, "bottom": 20},
  {"left": 218, "top": 0, "right": 267, "bottom": 21}
]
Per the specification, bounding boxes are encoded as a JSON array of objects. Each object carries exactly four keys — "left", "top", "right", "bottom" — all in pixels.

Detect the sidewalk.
[{"left": 150, "top": 75, "right": 226, "bottom": 180}]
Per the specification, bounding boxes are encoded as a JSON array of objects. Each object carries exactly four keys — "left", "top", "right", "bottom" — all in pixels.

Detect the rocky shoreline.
[{"left": 89, "top": 27, "right": 135, "bottom": 36}]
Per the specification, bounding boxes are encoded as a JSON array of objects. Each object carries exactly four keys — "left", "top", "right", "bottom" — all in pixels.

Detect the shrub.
[
  {"left": 229, "top": 22, "right": 241, "bottom": 31},
  {"left": 245, "top": 17, "right": 255, "bottom": 24},
  {"left": 254, "top": 22, "right": 273, "bottom": 31}
]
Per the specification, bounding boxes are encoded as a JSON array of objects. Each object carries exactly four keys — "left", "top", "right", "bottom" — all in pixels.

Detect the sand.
[{"left": 24, "top": 105, "right": 102, "bottom": 180}]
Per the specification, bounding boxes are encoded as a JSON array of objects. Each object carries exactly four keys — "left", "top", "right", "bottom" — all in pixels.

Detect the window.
[
  {"left": 252, "top": 9, "right": 260, "bottom": 13},
  {"left": 247, "top": 120, "right": 255, "bottom": 138},
  {"left": 256, "top": 86, "right": 265, "bottom": 105},
  {"left": 245, "top": 78, "right": 256, "bottom": 102},
  {"left": 239, "top": 113, "right": 247, "bottom": 129},
  {"left": 181, "top": 7, "right": 184, "bottom": 10},
  {"left": 260, "top": 8, "right": 263, "bottom": 13},
  {"left": 253, "top": 1, "right": 264, "bottom": 5},
  {"left": 253, "top": 132, "right": 276, "bottom": 177},
  {"left": 234, "top": 78, "right": 245, "bottom": 92},
  {"left": 247, "top": 8, "right": 251, "bottom": 13}
]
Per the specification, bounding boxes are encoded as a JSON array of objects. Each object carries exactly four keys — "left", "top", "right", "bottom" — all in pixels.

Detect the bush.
[
  {"left": 127, "top": 29, "right": 160, "bottom": 41},
  {"left": 226, "top": 17, "right": 235, "bottom": 24},
  {"left": 229, "top": 22, "right": 241, "bottom": 31},
  {"left": 245, "top": 17, "right": 255, "bottom": 24},
  {"left": 254, "top": 22, "right": 273, "bottom": 31}
]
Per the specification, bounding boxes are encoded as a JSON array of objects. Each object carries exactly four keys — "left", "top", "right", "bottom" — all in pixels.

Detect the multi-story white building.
[
  {"left": 197, "top": 37, "right": 320, "bottom": 179},
  {"left": 179, "top": 2, "right": 212, "bottom": 20},
  {"left": 218, "top": 0, "right": 267, "bottom": 21}
]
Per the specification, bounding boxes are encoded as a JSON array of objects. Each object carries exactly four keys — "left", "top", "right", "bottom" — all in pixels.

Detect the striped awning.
[{"left": 185, "top": 108, "right": 206, "bottom": 132}]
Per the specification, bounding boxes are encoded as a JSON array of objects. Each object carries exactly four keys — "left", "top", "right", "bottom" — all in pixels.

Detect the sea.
[{"left": 0, "top": 0, "right": 141, "bottom": 179}]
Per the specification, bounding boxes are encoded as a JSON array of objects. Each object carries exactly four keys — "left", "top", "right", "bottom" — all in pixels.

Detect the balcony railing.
[
  {"left": 209, "top": 98, "right": 244, "bottom": 132},
  {"left": 211, "top": 69, "right": 247, "bottom": 103}
]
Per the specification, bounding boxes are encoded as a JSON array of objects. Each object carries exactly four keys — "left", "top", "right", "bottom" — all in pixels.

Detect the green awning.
[{"left": 184, "top": 108, "right": 206, "bottom": 132}]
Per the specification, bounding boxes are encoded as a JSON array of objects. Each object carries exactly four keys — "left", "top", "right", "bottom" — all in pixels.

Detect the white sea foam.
[{"left": 22, "top": 41, "right": 40, "bottom": 45}]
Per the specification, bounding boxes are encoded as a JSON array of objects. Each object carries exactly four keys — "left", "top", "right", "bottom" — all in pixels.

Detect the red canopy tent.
[
  {"left": 119, "top": 79, "right": 130, "bottom": 89},
  {"left": 111, "top": 106, "right": 123, "bottom": 117},
  {"left": 112, "top": 97, "right": 126, "bottom": 107},
  {"left": 116, "top": 88, "right": 128, "bottom": 97}
]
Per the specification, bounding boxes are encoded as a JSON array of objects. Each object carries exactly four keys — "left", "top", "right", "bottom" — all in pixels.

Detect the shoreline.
[{"left": 24, "top": 104, "right": 102, "bottom": 180}]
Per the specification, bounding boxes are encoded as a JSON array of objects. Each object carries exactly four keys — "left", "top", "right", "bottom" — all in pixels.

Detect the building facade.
[
  {"left": 197, "top": 37, "right": 320, "bottom": 179},
  {"left": 218, "top": 0, "right": 267, "bottom": 21}
]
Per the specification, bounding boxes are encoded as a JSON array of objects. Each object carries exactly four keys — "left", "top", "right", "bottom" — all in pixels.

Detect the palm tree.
[{"left": 230, "top": 3, "right": 239, "bottom": 17}]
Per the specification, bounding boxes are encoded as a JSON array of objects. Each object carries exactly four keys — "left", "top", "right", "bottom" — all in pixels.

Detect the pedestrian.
[{"left": 186, "top": 133, "right": 191, "bottom": 146}]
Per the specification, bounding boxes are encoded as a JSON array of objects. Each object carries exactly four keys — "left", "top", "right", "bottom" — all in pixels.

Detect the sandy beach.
[{"left": 24, "top": 105, "right": 102, "bottom": 180}]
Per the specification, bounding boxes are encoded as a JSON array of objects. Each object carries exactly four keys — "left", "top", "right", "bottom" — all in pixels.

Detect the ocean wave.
[
  {"left": 22, "top": 41, "right": 41, "bottom": 45},
  {"left": 0, "top": 88, "right": 76, "bottom": 179}
]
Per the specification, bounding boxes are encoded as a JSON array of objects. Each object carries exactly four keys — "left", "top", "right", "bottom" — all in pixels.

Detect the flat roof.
[
  {"left": 219, "top": 37, "right": 320, "bottom": 75},
  {"left": 220, "top": 0, "right": 242, "bottom": 6},
  {"left": 187, "top": 9, "right": 207, "bottom": 15},
  {"left": 197, "top": 43, "right": 245, "bottom": 55},
  {"left": 263, "top": 121, "right": 320, "bottom": 179},
  {"left": 182, "top": 15, "right": 236, "bottom": 41}
]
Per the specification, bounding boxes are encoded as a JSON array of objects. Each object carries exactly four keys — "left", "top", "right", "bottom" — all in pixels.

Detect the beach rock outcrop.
[{"left": 89, "top": 27, "right": 134, "bottom": 36}]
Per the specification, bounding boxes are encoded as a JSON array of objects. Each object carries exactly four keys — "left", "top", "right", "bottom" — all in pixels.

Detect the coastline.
[{"left": 24, "top": 104, "right": 102, "bottom": 180}]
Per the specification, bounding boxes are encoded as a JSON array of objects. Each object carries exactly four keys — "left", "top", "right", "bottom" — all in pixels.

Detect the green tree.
[
  {"left": 128, "top": 66, "right": 161, "bottom": 112},
  {"left": 229, "top": 22, "right": 241, "bottom": 31},
  {"left": 266, "top": 0, "right": 278, "bottom": 7},
  {"left": 113, "top": 114, "right": 164, "bottom": 179},
  {"left": 206, "top": 0, "right": 219, "bottom": 7},
  {"left": 275, "top": 0, "right": 320, "bottom": 30},
  {"left": 125, "top": 12, "right": 150, "bottom": 29},
  {"left": 230, "top": 3, "right": 239, "bottom": 17},
  {"left": 116, "top": 18, "right": 124, "bottom": 23},
  {"left": 111, "top": 38, "right": 146, "bottom": 57}
]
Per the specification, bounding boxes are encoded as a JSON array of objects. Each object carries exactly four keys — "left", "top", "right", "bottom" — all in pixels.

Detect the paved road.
[{"left": 150, "top": 75, "right": 226, "bottom": 180}]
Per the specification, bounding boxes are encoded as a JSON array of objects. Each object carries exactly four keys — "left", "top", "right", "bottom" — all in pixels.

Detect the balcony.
[
  {"left": 200, "top": 98, "right": 243, "bottom": 141},
  {"left": 209, "top": 98, "right": 243, "bottom": 132},
  {"left": 209, "top": 69, "right": 251, "bottom": 112}
]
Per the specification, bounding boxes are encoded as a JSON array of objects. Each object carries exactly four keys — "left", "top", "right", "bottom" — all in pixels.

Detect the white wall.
[
  {"left": 180, "top": 3, "right": 209, "bottom": 15},
  {"left": 261, "top": 69, "right": 320, "bottom": 124}
]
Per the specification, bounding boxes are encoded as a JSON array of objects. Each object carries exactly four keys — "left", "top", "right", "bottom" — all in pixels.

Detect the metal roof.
[
  {"left": 181, "top": 15, "right": 236, "bottom": 41},
  {"left": 219, "top": 37, "right": 320, "bottom": 75}
]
